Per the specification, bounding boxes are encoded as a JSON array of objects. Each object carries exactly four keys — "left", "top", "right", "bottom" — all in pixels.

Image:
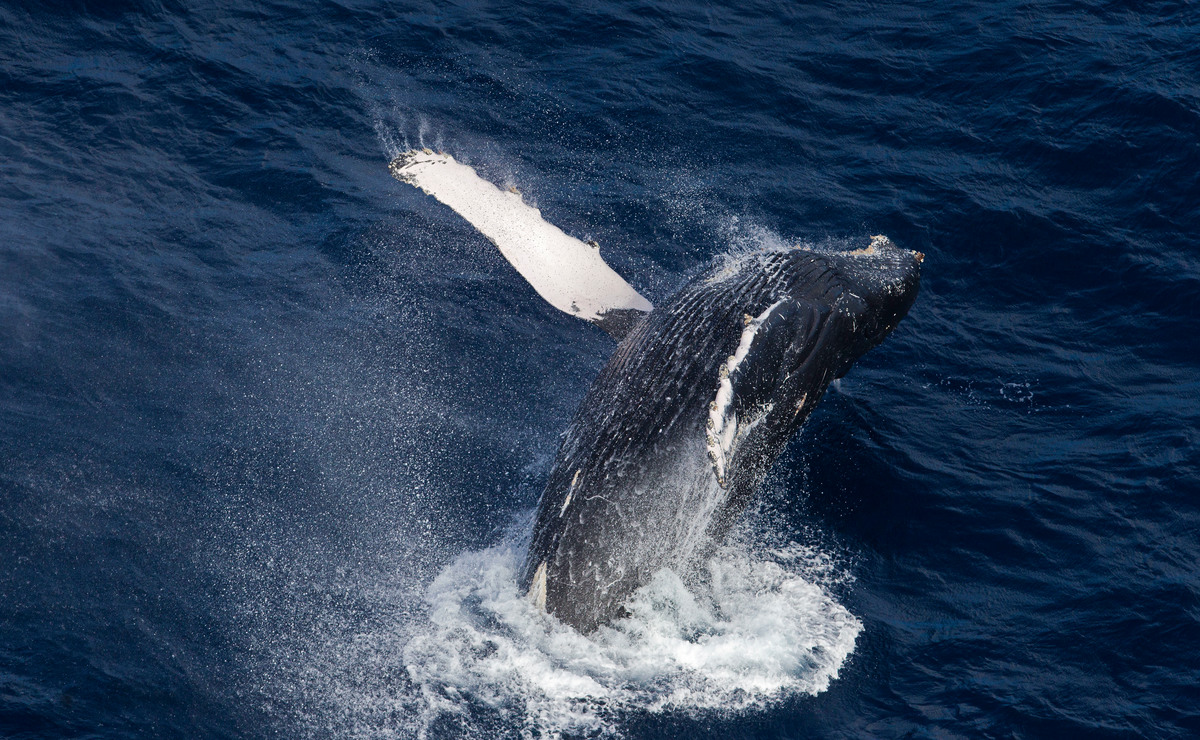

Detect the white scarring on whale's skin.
[
  {"left": 559, "top": 469, "right": 582, "bottom": 516},
  {"left": 527, "top": 561, "right": 548, "bottom": 610},
  {"left": 706, "top": 300, "right": 786, "bottom": 487},
  {"left": 390, "top": 150, "right": 653, "bottom": 323}
]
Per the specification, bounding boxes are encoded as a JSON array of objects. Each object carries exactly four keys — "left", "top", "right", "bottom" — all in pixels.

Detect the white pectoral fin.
[{"left": 390, "top": 151, "right": 652, "bottom": 336}]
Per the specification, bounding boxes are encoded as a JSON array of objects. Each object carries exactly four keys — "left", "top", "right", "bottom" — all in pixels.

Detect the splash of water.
[{"left": 402, "top": 531, "right": 860, "bottom": 738}]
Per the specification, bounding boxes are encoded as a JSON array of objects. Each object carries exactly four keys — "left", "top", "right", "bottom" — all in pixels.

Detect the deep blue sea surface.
[{"left": 3, "top": 1, "right": 1199, "bottom": 737}]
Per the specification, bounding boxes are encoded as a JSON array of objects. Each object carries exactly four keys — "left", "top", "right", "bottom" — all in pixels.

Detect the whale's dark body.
[
  {"left": 520, "top": 243, "right": 921, "bottom": 632},
  {"left": 387, "top": 149, "right": 920, "bottom": 635}
]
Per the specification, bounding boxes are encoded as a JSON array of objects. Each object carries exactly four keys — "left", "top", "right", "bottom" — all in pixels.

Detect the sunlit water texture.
[{"left": 1, "top": 0, "right": 1197, "bottom": 738}]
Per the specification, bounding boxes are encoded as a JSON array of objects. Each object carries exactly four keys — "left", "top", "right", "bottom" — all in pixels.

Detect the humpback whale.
[{"left": 391, "top": 150, "right": 921, "bottom": 633}]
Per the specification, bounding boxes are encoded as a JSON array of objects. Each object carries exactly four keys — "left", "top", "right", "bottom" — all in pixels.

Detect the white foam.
[{"left": 401, "top": 531, "right": 861, "bottom": 738}]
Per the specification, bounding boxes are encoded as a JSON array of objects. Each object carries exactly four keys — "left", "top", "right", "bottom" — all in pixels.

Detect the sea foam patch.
[{"left": 402, "top": 533, "right": 861, "bottom": 737}]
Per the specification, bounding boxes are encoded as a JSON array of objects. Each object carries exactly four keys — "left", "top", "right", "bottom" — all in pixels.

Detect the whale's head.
[
  {"left": 816, "top": 235, "right": 923, "bottom": 376},
  {"left": 706, "top": 237, "right": 921, "bottom": 500}
]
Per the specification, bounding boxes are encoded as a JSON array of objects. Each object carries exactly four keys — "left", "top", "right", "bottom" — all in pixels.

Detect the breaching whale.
[{"left": 390, "top": 150, "right": 921, "bottom": 633}]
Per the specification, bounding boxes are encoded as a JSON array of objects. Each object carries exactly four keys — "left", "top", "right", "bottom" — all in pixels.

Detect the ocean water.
[{"left": 2, "top": 0, "right": 1198, "bottom": 737}]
